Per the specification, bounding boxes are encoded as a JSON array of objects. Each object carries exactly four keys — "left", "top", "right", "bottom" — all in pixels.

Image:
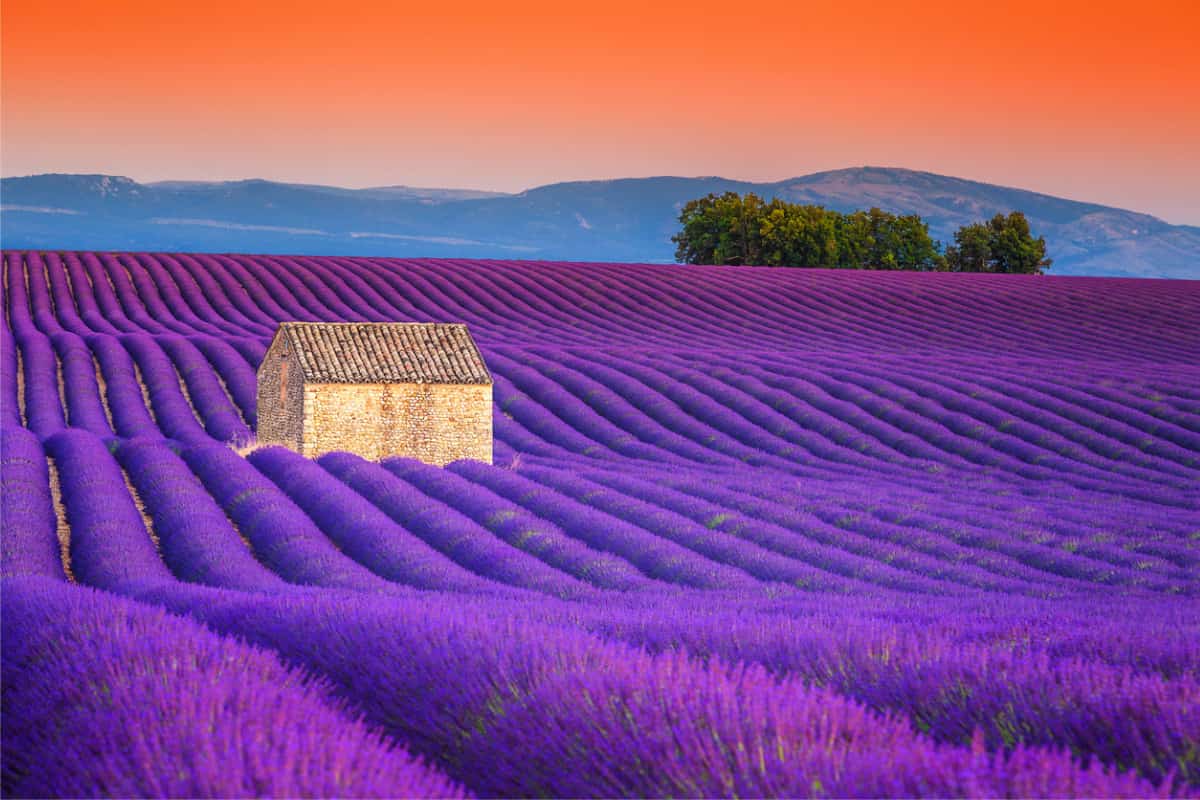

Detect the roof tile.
[{"left": 276, "top": 322, "right": 491, "bottom": 384}]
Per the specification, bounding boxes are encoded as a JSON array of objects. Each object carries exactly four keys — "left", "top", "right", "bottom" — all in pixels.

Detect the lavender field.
[{"left": 2, "top": 250, "right": 1198, "bottom": 797}]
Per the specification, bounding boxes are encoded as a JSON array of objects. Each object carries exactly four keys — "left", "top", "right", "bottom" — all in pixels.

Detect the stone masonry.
[{"left": 256, "top": 322, "right": 492, "bottom": 465}]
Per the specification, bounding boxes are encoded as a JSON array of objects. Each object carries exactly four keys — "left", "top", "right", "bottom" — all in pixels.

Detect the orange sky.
[{"left": 3, "top": 0, "right": 1198, "bottom": 223}]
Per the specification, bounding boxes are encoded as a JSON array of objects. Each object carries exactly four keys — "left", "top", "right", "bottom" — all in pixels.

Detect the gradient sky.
[{"left": 3, "top": 0, "right": 1198, "bottom": 224}]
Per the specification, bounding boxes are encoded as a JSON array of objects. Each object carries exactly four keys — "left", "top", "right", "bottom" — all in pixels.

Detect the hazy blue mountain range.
[{"left": 2, "top": 168, "right": 1196, "bottom": 278}]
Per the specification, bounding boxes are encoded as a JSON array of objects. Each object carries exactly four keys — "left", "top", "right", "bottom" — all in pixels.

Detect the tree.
[
  {"left": 847, "top": 208, "right": 943, "bottom": 271},
  {"left": 673, "top": 194, "right": 1046, "bottom": 274},
  {"left": 941, "top": 223, "right": 991, "bottom": 272},
  {"left": 760, "top": 201, "right": 839, "bottom": 267},
  {"left": 889, "top": 213, "right": 945, "bottom": 272},
  {"left": 671, "top": 193, "right": 727, "bottom": 266},
  {"left": 672, "top": 192, "right": 768, "bottom": 266},
  {"left": 944, "top": 212, "right": 1051, "bottom": 274},
  {"left": 675, "top": 195, "right": 943, "bottom": 271},
  {"left": 833, "top": 210, "right": 872, "bottom": 270}
]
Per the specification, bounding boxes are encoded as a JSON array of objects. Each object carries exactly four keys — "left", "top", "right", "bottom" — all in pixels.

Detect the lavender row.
[
  {"left": 119, "top": 333, "right": 210, "bottom": 442},
  {"left": 445, "top": 460, "right": 762, "bottom": 590},
  {"left": 518, "top": 463, "right": 901, "bottom": 592},
  {"left": 51, "top": 332, "right": 113, "bottom": 435},
  {"left": 1, "top": 577, "right": 462, "bottom": 798},
  {"left": 708, "top": 468, "right": 1196, "bottom": 593},
  {"left": 159, "top": 336, "right": 252, "bottom": 442},
  {"left": 551, "top": 463, "right": 991, "bottom": 593},
  {"left": 0, "top": 329, "right": 23, "bottom": 428},
  {"left": 125, "top": 252, "right": 250, "bottom": 338},
  {"left": 317, "top": 451, "right": 590, "bottom": 597},
  {"left": 245, "top": 446, "right": 490, "bottom": 592},
  {"left": 127, "top": 582, "right": 1174, "bottom": 798},
  {"left": 383, "top": 456, "right": 653, "bottom": 591},
  {"left": 0, "top": 427, "right": 64, "bottom": 579},
  {"left": 116, "top": 439, "right": 285, "bottom": 590},
  {"left": 14, "top": 332, "right": 66, "bottom": 437},
  {"left": 563, "top": 590, "right": 1200, "bottom": 786},
  {"left": 181, "top": 442, "right": 394, "bottom": 591},
  {"left": 41, "top": 428, "right": 173, "bottom": 590},
  {"left": 87, "top": 334, "right": 159, "bottom": 437},
  {"left": 117, "top": 252, "right": 228, "bottom": 338}
]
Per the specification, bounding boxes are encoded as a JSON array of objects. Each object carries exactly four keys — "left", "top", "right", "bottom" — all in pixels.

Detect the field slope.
[{"left": 2, "top": 251, "right": 1198, "bottom": 797}]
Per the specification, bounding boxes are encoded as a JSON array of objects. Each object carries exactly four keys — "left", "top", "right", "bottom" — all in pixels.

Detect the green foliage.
[
  {"left": 841, "top": 208, "right": 943, "bottom": 271},
  {"left": 673, "top": 195, "right": 1049, "bottom": 274},
  {"left": 760, "top": 201, "right": 839, "bottom": 268},
  {"left": 943, "top": 212, "right": 1052, "bottom": 274},
  {"left": 671, "top": 192, "right": 769, "bottom": 267}
]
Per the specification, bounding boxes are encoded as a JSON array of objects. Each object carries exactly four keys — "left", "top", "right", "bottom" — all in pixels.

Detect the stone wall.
[
  {"left": 301, "top": 382, "right": 492, "bottom": 465},
  {"left": 255, "top": 336, "right": 305, "bottom": 450}
]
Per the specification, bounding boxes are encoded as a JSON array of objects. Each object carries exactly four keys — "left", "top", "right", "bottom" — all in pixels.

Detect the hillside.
[
  {"left": 3, "top": 169, "right": 1197, "bottom": 278},
  {"left": 2, "top": 252, "right": 1198, "bottom": 795}
]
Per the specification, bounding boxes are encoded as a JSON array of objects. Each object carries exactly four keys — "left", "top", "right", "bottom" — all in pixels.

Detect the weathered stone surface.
[
  {"left": 301, "top": 383, "right": 491, "bottom": 464},
  {"left": 256, "top": 332, "right": 304, "bottom": 451},
  {"left": 256, "top": 323, "right": 493, "bottom": 465}
]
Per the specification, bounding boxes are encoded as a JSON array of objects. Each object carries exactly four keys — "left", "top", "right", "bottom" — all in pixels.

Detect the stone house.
[{"left": 256, "top": 322, "right": 492, "bottom": 465}]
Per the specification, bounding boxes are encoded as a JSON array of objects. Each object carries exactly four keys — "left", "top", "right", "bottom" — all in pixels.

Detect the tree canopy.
[
  {"left": 672, "top": 193, "right": 1049, "bottom": 274},
  {"left": 943, "top": 212, "right": 1052, "bottom": 274}
]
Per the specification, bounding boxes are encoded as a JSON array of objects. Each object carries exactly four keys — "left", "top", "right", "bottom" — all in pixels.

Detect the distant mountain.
[
  {"left": 144, "top": 180, "right": 510, "bottom": 204},
  {"left": 2, "top": 168, "right": 1196, "bottom": 278}
]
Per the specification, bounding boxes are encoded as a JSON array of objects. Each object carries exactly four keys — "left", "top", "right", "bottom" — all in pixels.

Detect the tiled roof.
[{"left": 276, "top": 322, "right": 492, "bottom": 384}]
